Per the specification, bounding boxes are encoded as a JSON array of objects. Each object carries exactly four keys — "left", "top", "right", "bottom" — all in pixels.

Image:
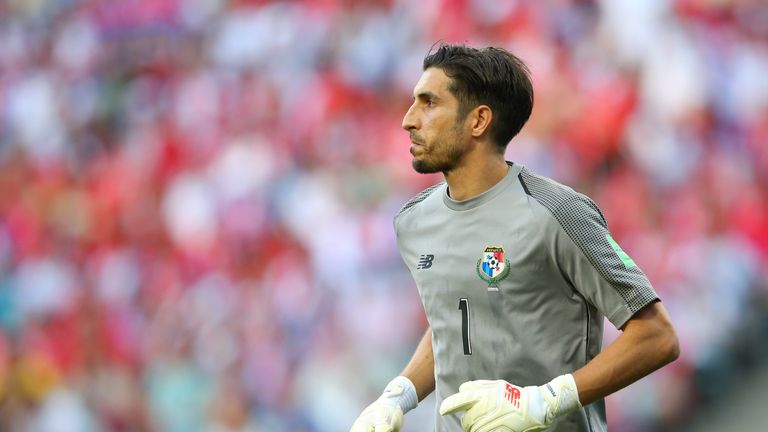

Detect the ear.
[{"left": 468, "top": 105, "right": 493, "bottom": 138}]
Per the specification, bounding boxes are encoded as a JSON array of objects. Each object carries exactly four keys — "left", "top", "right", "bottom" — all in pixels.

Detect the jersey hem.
[{"left": 609, "top": 295, "right": 660, "bottom": 329}]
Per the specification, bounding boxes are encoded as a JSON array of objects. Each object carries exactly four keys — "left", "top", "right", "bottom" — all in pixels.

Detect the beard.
[{"left": 411, "top": 125, "right": 466, "bottom": 174}]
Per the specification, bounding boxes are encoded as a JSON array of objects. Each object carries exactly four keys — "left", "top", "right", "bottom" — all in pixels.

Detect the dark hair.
[{"left": 423, "top": 43, "right": 534, "bottom": 150}]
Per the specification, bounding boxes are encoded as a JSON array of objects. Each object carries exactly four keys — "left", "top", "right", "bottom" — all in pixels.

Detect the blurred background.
[{"left": 0, "top": 0, "right": 767, "bottom": 431}]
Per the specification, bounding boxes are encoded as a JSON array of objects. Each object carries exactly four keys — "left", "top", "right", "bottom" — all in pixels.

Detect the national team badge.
[{"left": 476, "top": 246, "right": 511, "bottom": 291}]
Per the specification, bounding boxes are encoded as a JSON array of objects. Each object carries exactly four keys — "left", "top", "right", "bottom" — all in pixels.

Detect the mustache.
[{"left": 409, "top": 133, "right": 425, "bottom": 144}]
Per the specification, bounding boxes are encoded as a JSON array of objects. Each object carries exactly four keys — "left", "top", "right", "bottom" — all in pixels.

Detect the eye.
[{"left": 426, "top": 98, "right": 436, "bottom": 107}]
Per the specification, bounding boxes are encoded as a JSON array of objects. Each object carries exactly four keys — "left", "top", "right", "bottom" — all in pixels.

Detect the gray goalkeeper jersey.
[{"left": 394, "top": 162, "right": 658, "bottom": 432}]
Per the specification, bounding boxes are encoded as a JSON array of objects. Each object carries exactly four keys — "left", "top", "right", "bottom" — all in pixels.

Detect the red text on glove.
[{"left": 504, "top": 384, "right": 521, "bottom": 409}]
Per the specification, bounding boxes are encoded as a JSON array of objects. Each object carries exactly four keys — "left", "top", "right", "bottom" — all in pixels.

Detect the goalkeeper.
[{"left": 350, "top": 43, "right": 679, "bottom": 432}]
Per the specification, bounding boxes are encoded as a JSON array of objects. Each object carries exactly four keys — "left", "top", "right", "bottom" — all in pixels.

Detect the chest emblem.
[{"left": 476, "top": 246, "right": 511, "bottom": 290}]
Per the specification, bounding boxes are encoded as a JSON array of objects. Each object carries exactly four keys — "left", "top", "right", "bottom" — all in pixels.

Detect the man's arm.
[
  {"left": 439, "top": 302, "right": 679, "bottom": 431},
  {"left": 401, "top": 327, "right": 436, "bottom": 401},
  {"left": 573, "top": 300, "right": 679, "bottom": 405}
]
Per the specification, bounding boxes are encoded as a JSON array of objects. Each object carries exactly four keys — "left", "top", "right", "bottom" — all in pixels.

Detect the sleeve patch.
[{"left": 606, "top": 234, "right": 637, "bottom": 269}]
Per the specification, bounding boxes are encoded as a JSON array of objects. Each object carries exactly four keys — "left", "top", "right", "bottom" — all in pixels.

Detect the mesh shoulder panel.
[
  {"left": 518, "top": 168, "right": 657, "bottom": 314},
  {"left": 396, "top": 182, "right": 444, "bottom": 218}
]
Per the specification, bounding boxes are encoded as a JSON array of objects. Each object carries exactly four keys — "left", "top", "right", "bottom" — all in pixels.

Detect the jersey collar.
[{"left": 442, "top": 161, "right": 523, "bottom": 211}]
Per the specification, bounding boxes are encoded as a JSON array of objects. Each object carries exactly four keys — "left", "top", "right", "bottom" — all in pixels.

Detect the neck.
[{"left": 443, "top": 152, "right": 509, "bottom": 201}]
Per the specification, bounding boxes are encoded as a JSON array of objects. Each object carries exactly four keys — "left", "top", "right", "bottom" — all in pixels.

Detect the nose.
[{"left": 402, "top": 102, "right": 419, "bottom": 132}]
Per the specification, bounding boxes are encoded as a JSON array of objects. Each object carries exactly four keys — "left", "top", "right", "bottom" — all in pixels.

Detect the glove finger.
[
  {"left": 460, "top": 400, "right": 494, "bottom": 432},
  {"left": 349, "top": 422, "right": 373, "bottom": 432},
  {"left": 440, "top": 390, "right": 480, "bottom": 416},
  {"left": 349, "top": 422, "right": 374, "bottom": 432},
  {"left": 469, "top": 379, "right": 505, "bottom": 390},
  {"left": 459, "top": 379, "right": 504, "bottom": 394},
  {"left": 458, "top": 380, "right": 483, "bottom": 393}
]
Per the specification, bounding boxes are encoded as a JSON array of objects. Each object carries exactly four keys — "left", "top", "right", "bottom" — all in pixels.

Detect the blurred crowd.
[{"left": 0, "top": 0, "right": 767, "bottom": 431}]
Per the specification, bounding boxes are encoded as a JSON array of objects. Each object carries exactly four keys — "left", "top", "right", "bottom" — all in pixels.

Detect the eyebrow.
[{"left": 413, "top": 91, "right": 440, "bottom": 101}]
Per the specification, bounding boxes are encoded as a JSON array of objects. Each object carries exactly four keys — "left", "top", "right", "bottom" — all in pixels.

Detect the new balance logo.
[
  {"left": 504, "top": 383, "right": 521, "bottom": 408},
  {"left": 417, "top": 254, "right": 434, "bottom": 269}
]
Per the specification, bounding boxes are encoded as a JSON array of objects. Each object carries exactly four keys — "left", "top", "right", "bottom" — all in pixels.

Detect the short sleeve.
[
  {"left": 550, "top": 195, "right": 658, "bottom": 328},
  {"left": 519, "top": 169, "right": 658, "bottom": 329}
]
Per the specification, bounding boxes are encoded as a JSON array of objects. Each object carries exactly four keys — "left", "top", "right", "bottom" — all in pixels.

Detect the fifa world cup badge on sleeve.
[{"left": 476, "top": 246, "right": 511, "bottom": 291}]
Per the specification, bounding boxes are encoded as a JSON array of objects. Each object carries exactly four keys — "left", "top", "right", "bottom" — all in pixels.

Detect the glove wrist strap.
[
  {"left": 541, "top": 374, "right": 582, "bottom": 422},
  {"left": 380, "top": 376, "right": 418, "bottom": 414}
]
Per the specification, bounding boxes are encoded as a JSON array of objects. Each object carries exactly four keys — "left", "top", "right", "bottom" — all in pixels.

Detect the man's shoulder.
[
  {"left": 518, "top": 167, "right": 577, "bottom": 201},
  {"left": 518, "top": 167, "right": 599, "bottom": 209},
  {"left": 518, "top": 166, "right": 607, "bottom": 229},
  {"left": 395, "top": 182, "right": 445, "bottom": 220}
]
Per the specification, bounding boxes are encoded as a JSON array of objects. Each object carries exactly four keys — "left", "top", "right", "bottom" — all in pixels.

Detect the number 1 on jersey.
[{"left": 458, "top": 298, "right": 472, "bottom": 355}]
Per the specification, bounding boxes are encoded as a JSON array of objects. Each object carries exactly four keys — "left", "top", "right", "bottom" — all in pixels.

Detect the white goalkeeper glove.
[
  {"left": 439, "top": 374, "right": 581, "bottom": 432},
  {"left": 350, "top": 376, "right": 419, "bottom": 432}
]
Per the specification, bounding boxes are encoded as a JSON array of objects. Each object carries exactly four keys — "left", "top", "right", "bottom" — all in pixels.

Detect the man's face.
[{"left": 402, "top": 68, "right": 469, "bottom": 174}]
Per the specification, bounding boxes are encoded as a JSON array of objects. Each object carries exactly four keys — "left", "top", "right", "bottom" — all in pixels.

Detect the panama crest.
[{"left": 476, "top": 246, "right": 511, "bottom": 291}]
